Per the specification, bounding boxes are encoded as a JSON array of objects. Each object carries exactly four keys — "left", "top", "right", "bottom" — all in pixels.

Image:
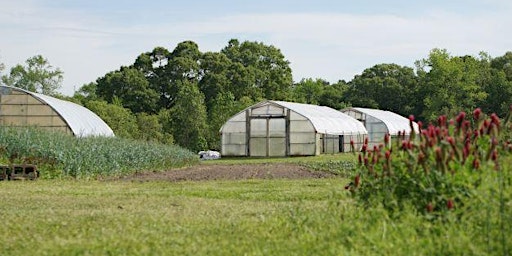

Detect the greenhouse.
[
  {"left": 220, "top": 100, "right": 368, "bottom": 157},
  {"left": 0, "top": 85, "right": 114, "bottom": 137},
  {"left": 341, "top": 107, "right": 419, "bottom": 148}
]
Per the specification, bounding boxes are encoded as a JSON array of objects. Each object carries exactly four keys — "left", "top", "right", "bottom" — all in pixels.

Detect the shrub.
[{"left": 349, "top": 107, "right": 512, "bottom": 217}]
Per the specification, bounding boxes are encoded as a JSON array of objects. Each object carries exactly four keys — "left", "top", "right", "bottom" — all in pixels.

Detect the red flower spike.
[
  {"left": 447, "top": 199, "right": 454, "bottom": 210},
  {"left": 491, "top": 150, "right": 498, "bottom": 161},
  {"left": 402, "top": 141, "right": 408, "bottom": 150},
  {"left": 483, "top": 119, "right": 490, "bottom": 129},
  {"left": 438, "top": 115, "right": 447, "bottom": 127},
  {"left": 473, "top": 108, "right": 482, "bottom": 120},
  {"left": 447, "top": 136, "right": 455, "bottom": 147},
  {"left": 409, "top": 115, "right": 415, "bottom": 122},
  {"left": 426, "top": 203, "right": 434, "bottom": 213},
  {"left": 354, "top": 174, "right": 360, "bottom": 188},
  {"left": 358, "top": 154, "right": 362, "bottom": 165},
  {"left": 384, "top": 133, "right": 390, "bottom": 145},
  {"left": 490, "top": 113, "right": 500, "bottom": 127},
  {"left": 456, "top": 111, "right": 466, "bottom": 125},
  {"left": 473, "top": 159, "right": 480, "bottom": 170}
]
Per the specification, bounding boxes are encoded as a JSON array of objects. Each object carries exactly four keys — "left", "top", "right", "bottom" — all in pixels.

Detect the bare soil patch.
[{"left": 119, "top": 163, "right": 336, "bottom": 182}]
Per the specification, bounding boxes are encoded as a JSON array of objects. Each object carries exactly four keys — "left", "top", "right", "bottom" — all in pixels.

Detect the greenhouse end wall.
[{"left": 221, "top": 101, "right": 368, "bottom": 157}]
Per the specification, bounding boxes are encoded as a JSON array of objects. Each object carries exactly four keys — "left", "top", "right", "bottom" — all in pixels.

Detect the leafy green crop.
[{"left": 0, "top": 127, "right": 199, "bottom": 179}]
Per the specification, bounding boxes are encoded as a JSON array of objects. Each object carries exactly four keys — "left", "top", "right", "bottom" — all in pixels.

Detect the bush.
[{"left": 349, "top": 107, "right": 512, "bottom": 217}]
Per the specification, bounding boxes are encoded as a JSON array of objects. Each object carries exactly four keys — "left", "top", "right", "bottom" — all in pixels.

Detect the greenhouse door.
[{"left": 249, "top": 118, "right": 286, "bottom": 157}]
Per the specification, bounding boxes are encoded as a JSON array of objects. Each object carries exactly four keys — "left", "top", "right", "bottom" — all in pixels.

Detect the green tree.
[
  {"left": 346, "top": 63, "right": 419, "bottom": 117},
  {"left": 133, "top": 47, "right": 172, "bottom": 111},
  {"left": 96, "top": 67, "right": 159, "bottom": 114},
  {"left": 319, "top": 80, "right": 350, "bottom": 110},
  {"left": 159, "top": 41, "right": 202, "bottom": 109},
  {"left": 0, "top": 58, "right": 4, "bottom": 75},
  {"left": 85, "top": 100, "right": 140, "bottom": 139},
  {"left": 199, "top": 51, "right": 232, "bottom": 110},
  {"left": 482, "top": 52, "right": 512, "bottom": 116},
  {"left": 416, "top": 49, "right": 488, "bottom": 121},
  {"left": 168, "top": 80, "right": 208, "bottom": 152},
  {"left": 135, "top": 113, "right": 166, "bottom": 143},
  {"left": 1, "top": 55, "right": 63, "bottom": 96},
  {"left": 222, "top": 39, "right": 293, "bottom": 100},
  {"left": 290, "top": 78, "right": 327, "bottom": 104},
  {"left": 72, "top": 82, "right": 99, "bottom": 104}
]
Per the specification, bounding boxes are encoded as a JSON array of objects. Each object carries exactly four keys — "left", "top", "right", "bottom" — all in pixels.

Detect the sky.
[{"left": 1, "top": 0, "right": 511, "bottom": 96}]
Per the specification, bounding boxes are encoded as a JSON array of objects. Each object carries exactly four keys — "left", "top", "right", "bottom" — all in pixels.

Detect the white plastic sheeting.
[
  {"left": 1, "top": 86, "right": 114, "bottom": 137},
  {"left": 345, "top": 107, "right": 419, "bottom": 135},
  {"left": 32, "top": 92, "right": 115, "bottom": 137},
  {"left": 342, "top": 107, "right": 419, "bottom": 148},
  {"left": 272, "top": 101, "right": 367, "bottom": 135},
  {"left": 220, "top": 100, "right": 368, "bottom": 156}
]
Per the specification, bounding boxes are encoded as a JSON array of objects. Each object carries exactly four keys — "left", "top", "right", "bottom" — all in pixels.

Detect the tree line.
[{"left": 1, "top": 40, "right": 511, "bottom": 152}]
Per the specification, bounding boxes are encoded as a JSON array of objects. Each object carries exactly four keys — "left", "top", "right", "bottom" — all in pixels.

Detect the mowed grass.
[
  {"left": 1, "top": 173, "right": 508, "bottom": 255},
  {"left": 0, "top": 178, "right": 350, "bottom": 255}
]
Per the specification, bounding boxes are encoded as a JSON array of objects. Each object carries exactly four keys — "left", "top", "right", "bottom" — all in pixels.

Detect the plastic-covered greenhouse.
[
  {"left": 220, "top": 100, "right": 368, "bottom": 157},
  {"left": 0, "top": 85, "right": 115, "bottom": 137},
  {"left": 341, "top": 107, "right": 419, "bottom": 148}
]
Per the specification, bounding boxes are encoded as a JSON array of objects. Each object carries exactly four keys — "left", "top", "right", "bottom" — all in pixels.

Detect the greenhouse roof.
[
  {"left": 349, "top": 107, "right": 419, "bottom": 135},
  {"left": 1, "top": 86, "right": 115, "bottom": 137},
  {"left": 270, "top": 101, "right": 367, "bottom": 135}
]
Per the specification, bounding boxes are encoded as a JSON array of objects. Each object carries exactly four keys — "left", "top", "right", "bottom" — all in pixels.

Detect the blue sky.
[{"left": 1, "top": 0, "right": 511, "bottom": 95}]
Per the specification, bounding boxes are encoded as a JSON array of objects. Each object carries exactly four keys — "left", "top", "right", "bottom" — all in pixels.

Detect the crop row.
[{"left": 0, "top": 127, "right": 199, "bottom": 179}]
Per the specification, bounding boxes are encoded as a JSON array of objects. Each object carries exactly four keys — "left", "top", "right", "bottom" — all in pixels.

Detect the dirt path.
[{"left": 118, "top": 163, "right": 336, "bottom": 182}]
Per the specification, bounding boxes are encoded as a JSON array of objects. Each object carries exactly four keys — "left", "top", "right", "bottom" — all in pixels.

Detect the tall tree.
[
  {"left": 1, "top": 55, "right": 63, "bottom": 96},
  {"left": 96, "top": 67, "right": 159, "bottom": 114},
  {"left": 198, "top": 51, "right": 232, "bottom": 110},
  {"left": 290, "top": 78, "right": 327, "bottom": 104},
  {"left": 416, "top": 49, "right": 488, "bottom": 121},
  {"left": 168, "top": 80, "right": 208, "bottom": 151},
  {"left": 133, "top": 47, "right": 172, "bottom": 111},
  {"left": 483, "top": 51, "right": 512, "bottom": 116},
  {"left": 319, "top": 80, "right": 350, "bottom": 110},
  {"left": 346, "top": 63, "right": 419, "bottom": 117},
  {"left": 160, "top": 41, "right": 202, "bottom": 109},
  {"left": 222, "top": 39, "right": 293, "bottom": 100}
]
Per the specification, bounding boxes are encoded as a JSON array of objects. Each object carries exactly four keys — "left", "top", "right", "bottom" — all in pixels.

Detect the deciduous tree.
[{"left": 1, "top": 55, "right": 63, "bottom": 96}]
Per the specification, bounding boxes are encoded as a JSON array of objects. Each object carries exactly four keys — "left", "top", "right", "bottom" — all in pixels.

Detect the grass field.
[{"left": 1, "top": 163, "right": 510, "bottom": 255}]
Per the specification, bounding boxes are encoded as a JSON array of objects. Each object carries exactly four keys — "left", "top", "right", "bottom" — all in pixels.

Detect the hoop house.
[
  {"left": 0, "top": 86, "right": 114, "bottom": 137},
  {"left": 220, "top": 100, "right": 367, "bottom": 157},
  {"left": 341, "top": 107, "right": 419, "bottom": 148}
]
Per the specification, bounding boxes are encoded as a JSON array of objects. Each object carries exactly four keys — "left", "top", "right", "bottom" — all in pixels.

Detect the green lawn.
[{"left": 1, "top": 175, "right": 509, "bottom": 255}]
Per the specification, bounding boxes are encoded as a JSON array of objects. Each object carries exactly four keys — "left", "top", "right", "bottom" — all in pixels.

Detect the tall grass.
[{"left": 0, "top": 127, "right": 199, "bottom": 178}]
